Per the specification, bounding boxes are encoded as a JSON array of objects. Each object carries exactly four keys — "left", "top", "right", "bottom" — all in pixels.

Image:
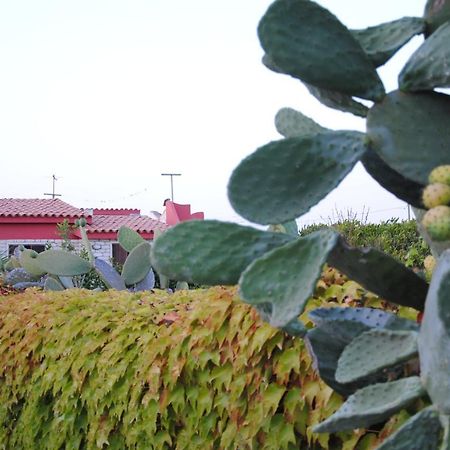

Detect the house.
[{"left": 0, "top": 198, "right": 204, "bottom": 262}]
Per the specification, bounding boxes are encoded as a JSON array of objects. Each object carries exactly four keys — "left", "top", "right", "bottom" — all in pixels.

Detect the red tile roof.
[
  {"left": 87, "top": 214, "right": 168, "bottom": 234},
  {"left": 0, "top": 198, "right": 85, "bottom": 218}
]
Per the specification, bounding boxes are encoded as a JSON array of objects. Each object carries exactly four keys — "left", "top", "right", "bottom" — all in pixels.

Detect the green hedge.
[
  {"left": 0, "top": 286, "right": 416, "bottom": 449},
  {"left": 300, "top": 219, "right": 430, "bottom": 269}
]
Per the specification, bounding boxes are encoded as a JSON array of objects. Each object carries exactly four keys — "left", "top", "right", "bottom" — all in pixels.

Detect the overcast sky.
[{"left": 0, "top": 0, "right": 427, "bottom": 227}]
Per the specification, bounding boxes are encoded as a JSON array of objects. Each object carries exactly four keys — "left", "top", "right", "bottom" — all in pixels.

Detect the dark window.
[
  {"left": 112, "top": 243, "right": 128, "bottom": 265},
  {"left": 8, "top": 244, "right": 46, "bottom": 256}
]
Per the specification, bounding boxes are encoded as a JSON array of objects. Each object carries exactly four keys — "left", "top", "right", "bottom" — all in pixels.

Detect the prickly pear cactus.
[{"left": 150, "top": 0, "right": 450, "bottom": 447}]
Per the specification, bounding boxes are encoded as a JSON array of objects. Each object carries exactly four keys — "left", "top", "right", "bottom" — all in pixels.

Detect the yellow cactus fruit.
[{"left": 429, "top": 165, "right": 450, "bottom": 186}]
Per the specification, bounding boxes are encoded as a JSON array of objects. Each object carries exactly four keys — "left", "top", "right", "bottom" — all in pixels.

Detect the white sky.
[{"left": 0, "top": 0, "right": 427, "bottom": 227}]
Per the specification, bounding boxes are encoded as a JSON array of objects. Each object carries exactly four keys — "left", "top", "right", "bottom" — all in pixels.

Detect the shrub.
[
  {"left": 300, "top": 219, "right": 430, "bottom": 269},
  {"left": 0, "top": 285, "right": 415, "bottom": 449}
]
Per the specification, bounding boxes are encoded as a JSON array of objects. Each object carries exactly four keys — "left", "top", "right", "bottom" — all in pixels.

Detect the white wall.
[{"left": 0, "top": 239, "right": 113, "bottom": 261}]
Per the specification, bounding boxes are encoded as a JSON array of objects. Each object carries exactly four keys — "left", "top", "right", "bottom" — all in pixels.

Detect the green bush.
[
  {"left": 300, "top": 219, "right": 429, "bottom": 269},
  {"left": 0, "top": 285, "right": 417, "bottom": 449}
]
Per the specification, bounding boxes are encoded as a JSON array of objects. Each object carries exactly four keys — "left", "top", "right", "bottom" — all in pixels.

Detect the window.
[{"left": 8, "top": 244, "right": 46, "bottom": 256}]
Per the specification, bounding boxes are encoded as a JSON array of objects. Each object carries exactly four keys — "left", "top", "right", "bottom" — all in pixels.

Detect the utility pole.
[
  {"left": 161, "top": 173, "right": 181, "bottom": 201},
  {"left": 44, "top": 174, "right": 62, "bottom": 200}
]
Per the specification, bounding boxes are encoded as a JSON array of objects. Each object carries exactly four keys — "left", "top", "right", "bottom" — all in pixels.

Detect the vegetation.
[
  {"left": 0, "top": 285, "right": 421, "bottom": 449},
  {"left": 151, "top": 0, "right": 450, "bottom": 447},
  {"left": 300, "top": 219, "right": 430, "bottom": 269}
]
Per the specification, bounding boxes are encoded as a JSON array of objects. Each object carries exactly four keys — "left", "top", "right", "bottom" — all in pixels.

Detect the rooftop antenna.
[
  {"left": 44, "top": 174, "right": 62, "bottom": 200},
  {"left": 161, "top": 173, "right": 181, "bottom": 201}
]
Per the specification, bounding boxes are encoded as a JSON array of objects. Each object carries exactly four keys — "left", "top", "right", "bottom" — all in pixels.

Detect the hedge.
[
  {"left": 300, "top": 219, "right": 429, "bottom": 269},
  {"left": 0, "top": 285, "right": 418, "bottom": 449}
]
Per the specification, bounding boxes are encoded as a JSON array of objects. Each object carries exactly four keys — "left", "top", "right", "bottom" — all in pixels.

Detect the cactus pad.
[
  {"left": 151, "top": 221, "right": 293, "bottom": 285},
  {"left": 351, "top": 17, "right": 425, "bottom": 68},
  {"left": 5, "top": 268, "right": 39, "bottom": 286},
  {"left": 399, "top": 21, "right": 450, "bottom": 91},
  {"left": 305, "top": 83, "right": 369, "bottom": 117},
  {"left": 309, "top": 307, "right": 419, "bottom": 333},
  {"left": 376, "top": 407, "right": 442, "bottom": 450},
  {"left": 94, "top": 258, "right": 126, "bottom": 291},
  {"left": 36, "top": 250, "right": 92, "bottom": 276},
  {"left": 361, "top": 149, "right": 424, "bottom": 208},
  {"left": 258, "top": 0, "right": 384, "bottom": 100},
  {"left": 274, "top": 107, "right": 327, "bottom": 138},
  {"left": 132, "top": 269, "right": 155, "bottom": 291},
  {"left": 306, "top": 308, "right": 418, "bottom": 395},
  {"left": 239, "top": 229, "right": 338, "bottom": 328},
  {"left": 121, "top": 242, "right": 152, "bottom": 286},
  {"left": 314, "top": 377, "right": 425, "bottom": 433},
  {"left": 118, "top": 226, "right": 145, "bottom": 252},
  {"left": 228, "top": 131, "right": 366, "bottom": 225},
  {"left": 306, "top": 326, "right": 381, "bottom": 396},
  {"left": 335, "top": 329, "right": 418, "bottom": 383},
  {"left": 367, "top": 90, "right": 450, "bottom": 185},
  {"left": 419, "top": 249, "right": 450, "bottom": 414},
  {"left": 58, "top": 276, "right": 75, "bottom": 289},
  {"left": 44, "top": 277, "right": 65, "bottom": 291},
  {"left": 19, "top": 249, "right": 46, "bottom": 277},
  {"left": 328, "top": 236, "right": 428, "bottom": 310},
  {"left": 424, "top": 0, "right": 450, "bottom": 35}
]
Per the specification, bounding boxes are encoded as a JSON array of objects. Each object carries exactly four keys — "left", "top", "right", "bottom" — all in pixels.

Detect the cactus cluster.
[
  {"left": 150, "top": 0, "right": 450, "bottom": 447},
  {"left": 1, "top": 223, "right": 157, "bottom": 293}
]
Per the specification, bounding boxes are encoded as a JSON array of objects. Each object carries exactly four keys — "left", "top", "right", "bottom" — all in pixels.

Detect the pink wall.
[{"left": 0, "top": 223, "right": 68, "bottom": 240}]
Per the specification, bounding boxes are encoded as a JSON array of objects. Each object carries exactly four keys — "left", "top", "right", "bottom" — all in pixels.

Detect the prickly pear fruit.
[
  {"left": 422, "top": 205, "right": 450, "bottom": 241},
  {"left": 429, "top": 165, "right": 450, "bottom": 186},
  {"left": 424, "top": 255, "right": 436, "bottom": 281},
  {"left": 422, "top": 183, "right": 450, "bottom": 209}
]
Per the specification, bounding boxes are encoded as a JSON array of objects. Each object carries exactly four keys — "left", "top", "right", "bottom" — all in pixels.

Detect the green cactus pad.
[
  {"left": 175, "top": 281, "right": 189, "bottom": 291},
  {"left": 94, "top": 258, "right": 126, "bottom": 291},
  {"left": 274, "top": 107, "right": 327, "bottom": 138},
  {"left": 314, "top": 377, "right": 425, "bottom": 433},
  {"left": 419, "top": 249, "right": 450, "bottom": 414},
  {"left": 133, "top": 269, "right": 155, "bottom": 291},
  {"left": 118, "top": 226, "right": 145, "bottom": 253},
  {"left": 121, "top": 242, "right": 152, "bottom": 286},
  {"left": 305, "top": 83, "right": 369, "bottom": 118},
  {"left": 306, "top": 309, "right": 418, "bottom": 395},
  {"left": 376, "top": 407, "right": 441, "bottom": 450},
  {"left": 424, "top": 0, "right": 450, "bottom": 35},
  {"left": 351, "top": 17, "right": 425, "bottom": 68},
  {"left": 228, "top": 131, "right": 366, "bottom": 225},
  {"left": 328, "top": 236, "right": 428, "bottom": 310},
  {"left": 336, "top": 329, "right": 418, "bottom": 384},
  {"left": 306, "top": 326, "right": 379, "bottom": 396},
  {"left": 151, "top": 221, "right": 293, "bottom": 285},
  {"left": 399, "top": 21, "right": 450, "bottom": 91},
  {"left": 5, "top": 268, "right": 38, "bottom": 286},
  {"left": 239, "top": 229, "right": 338, "bottom": 328},
  {"left": 36, "top": 250, "right": 91, "bottom": 276},
  {"left": 44, "top": 277, "right": 65, "bottom": 291},
  {"left": 258, "top": 0, "right": 385, "bottom": 101},
  {"left": 58, "top": 276, "right": 75, "bottom": 289},
  {"left": 361, "top": 149, "right": 424, "bottom": 208},
  {"left": 309, "top": 307, "right": 419, "bottom": 333},
  {"left": 267, "top": 220, "right": 299, "bottom": 237},
  {"left": 366, "top": 90, "right": 450, "bottom": 185},
  {"left": 19, "top": 249, "right": 46, "bottom": 277}
]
